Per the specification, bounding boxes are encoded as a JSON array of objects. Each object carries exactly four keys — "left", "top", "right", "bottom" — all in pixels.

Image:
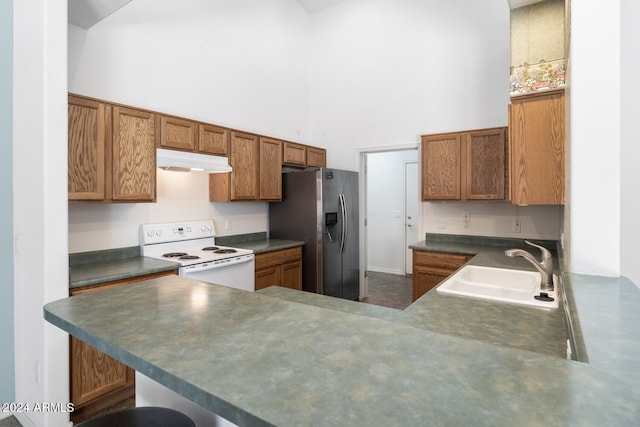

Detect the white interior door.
[{"left": 405, "top": 161, "right": 419, "bottom": 274}]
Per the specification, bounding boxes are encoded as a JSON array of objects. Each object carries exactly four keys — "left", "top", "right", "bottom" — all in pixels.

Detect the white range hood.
[{"left": 156, "top": 148, "right": 232, "bottom": 173}]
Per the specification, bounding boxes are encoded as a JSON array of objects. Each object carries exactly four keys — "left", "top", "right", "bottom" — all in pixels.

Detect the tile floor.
[{"left": 360, "top": 271, "right": 413, "bottom": 310}]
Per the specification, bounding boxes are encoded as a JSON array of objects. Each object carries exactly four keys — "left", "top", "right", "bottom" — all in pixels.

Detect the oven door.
[{"left": 180, "top": 254, "right": 255, "bottom": 292}]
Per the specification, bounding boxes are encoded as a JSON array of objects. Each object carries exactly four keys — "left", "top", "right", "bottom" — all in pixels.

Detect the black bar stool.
[{"left": 75, "top": 406, "right": 196, "bottom": 427}]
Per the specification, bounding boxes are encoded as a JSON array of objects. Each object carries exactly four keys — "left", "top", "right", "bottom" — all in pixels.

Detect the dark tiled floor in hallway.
[{"left": 360, "top": 271, "right": 412, "bottom": 310}]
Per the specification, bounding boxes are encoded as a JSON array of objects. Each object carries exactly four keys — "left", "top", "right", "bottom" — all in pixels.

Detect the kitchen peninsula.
[{"left": 45, "top": 251, "right": 640, "bottom": 427}]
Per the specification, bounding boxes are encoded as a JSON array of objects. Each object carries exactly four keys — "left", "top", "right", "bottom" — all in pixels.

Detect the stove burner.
[
  {"left": 179, "top": 255, "right": 200, "bottom": 260},
  {"left": 214, "top": 249, "right": 237, "bottom": 254},
  {"left": 202, "top": 247, "right": 219, "bottom": 251},
  {"left": 163, "top": 252, "right": 188, "bottom": 258}
]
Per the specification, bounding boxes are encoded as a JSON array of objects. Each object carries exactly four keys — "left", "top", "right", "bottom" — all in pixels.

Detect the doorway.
[{"left": 358, "top": 146, "right": 419, "bottom": 304}]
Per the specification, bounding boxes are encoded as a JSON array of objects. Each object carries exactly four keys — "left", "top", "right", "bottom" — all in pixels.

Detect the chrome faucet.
[{"left": 504, "top": 240, "right": 554, "bottom": 291}]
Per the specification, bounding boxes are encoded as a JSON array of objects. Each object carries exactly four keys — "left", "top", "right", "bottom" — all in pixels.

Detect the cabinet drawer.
[
  {"left": 413, "top": 250, "right": 469, "bottom": 270},
  {"left": 255, "top": 247, "right": 302, "bottom": 270}
]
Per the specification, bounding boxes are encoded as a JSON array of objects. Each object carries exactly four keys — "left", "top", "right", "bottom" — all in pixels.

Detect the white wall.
[
  {"left": 0, "top": 0, "right": 14, "bottom": 407},
  {"left": 309, "top": 0, "right": 560, "bottom": 242},
  {"left": 67, "top": 0, "right": 310, "bottom": 252},
  {"left": 13, "top": 1, "right": 69, "bottom": 426},
  {"left": 423, "top": 203, "right": 561, "bottom": 240},
  {"left": 366, "top": 150, "right": 418, "bottom": 274},
  {"left": 69, "top": 170, "right": 268, "bottom": 252},
  {"left": 68, "top": 0, "right": 309, "bottom": 141},
  {"left": 620, "top": 0, "right": 640, "bottom": 286},
  {"left": 566, "top": 0, "right": 621, "bottom": 276},
  {"left": 308, "top": 0, "right": 511, "bottom": 170},
  {"left": 67, "top": 0, "right": 566, "bottom": 253}
]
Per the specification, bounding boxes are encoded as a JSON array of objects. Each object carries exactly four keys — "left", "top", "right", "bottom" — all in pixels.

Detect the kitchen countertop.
[
  {"left": 68, "top": 237, "right": 303, "bottom": 289},
  {"left": 69, "top": 246, "right": 180, "bottom": 289},
  {"left": 46, "top": 235, "right": 640, "bottom": 426},
  {"left": 225, "top": 238, "right": 304, "bottom": 254}
]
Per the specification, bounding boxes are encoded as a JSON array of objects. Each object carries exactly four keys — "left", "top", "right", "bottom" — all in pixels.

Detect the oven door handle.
[{"left": 181, "top": 254, "right": 254, "bottom": 274}]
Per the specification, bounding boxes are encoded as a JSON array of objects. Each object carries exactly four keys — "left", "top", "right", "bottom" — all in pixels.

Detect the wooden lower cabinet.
[
  {"left": 254, "top": 247, "right": 303, "bottom": 291},
  {"left": 412, "top": 250, "right": 470, "bottom": 301},
  {"left": 69, "top": 269, "right": 177, "bottom": 423}
]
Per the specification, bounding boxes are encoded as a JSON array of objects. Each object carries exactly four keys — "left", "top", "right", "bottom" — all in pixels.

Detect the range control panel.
[{"left": 141, "top": 220, "right": 215, "bottom": 245}]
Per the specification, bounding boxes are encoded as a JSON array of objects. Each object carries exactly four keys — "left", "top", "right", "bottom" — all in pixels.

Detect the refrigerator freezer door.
[
  {"left": 321, "top": 169, "right": 344, "bottom": 298},
  {"left": 340, "top": 170, "right": 360, "bottom": 301}
]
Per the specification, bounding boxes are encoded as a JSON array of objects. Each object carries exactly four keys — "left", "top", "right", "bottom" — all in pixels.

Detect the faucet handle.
[{"left": 524, "top": 240, "right": 551, "bottom": 261}]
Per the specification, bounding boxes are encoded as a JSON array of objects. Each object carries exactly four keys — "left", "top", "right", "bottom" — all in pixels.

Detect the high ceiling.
[
  {"left": 295, "top": 0, "right": 345, "bottom": 14},
  {"left": 508, "top": 0, "right": 546, "bottom": 8},
  {"left": 68, "top": 0, "right": 347, "bottom": 28},
  {"left": 68, "top": 0, "right": 132, "bottom": 28},
  {"left": 68, "top": 0, "right": 533, "bottom": 29}
]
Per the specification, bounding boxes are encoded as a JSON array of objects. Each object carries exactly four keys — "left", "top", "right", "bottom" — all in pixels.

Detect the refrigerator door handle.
[{"left": 339, "top": 193, "right": 347, "bottom": 253}]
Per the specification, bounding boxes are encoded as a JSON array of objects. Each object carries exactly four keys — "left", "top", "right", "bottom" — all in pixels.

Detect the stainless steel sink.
[{"left": 436, "top": 265, "right": 559, "bottom": 309}]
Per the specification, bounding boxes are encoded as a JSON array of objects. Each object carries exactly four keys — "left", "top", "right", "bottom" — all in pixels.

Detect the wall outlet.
[
  {"left": 225, "top": 220, "right": 232, "bottom": 231},
  {"left": 436, "top": 218, "right": 447, "bottom": 230},
  {"left": 512, "top": 220, "right": 521, "bottom": 233},
  {"left": 463, "top": 210, "right": 470, "bottom": 223}
]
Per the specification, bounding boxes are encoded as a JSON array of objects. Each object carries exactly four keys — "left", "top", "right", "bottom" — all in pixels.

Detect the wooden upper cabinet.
[
  {"left": 198, "top": 124, "right": 228, "bottom": 156},
  {"left": 159, "top": 115, "right": 196, "bottom": 151},
  {"left": 421, "top": 127, "right": 507, "bottom": 202},
  {"left": 68, "top": 96, "right": 109, "bottom": 200},
  {"left": 465, "top": 128, "right": 506, "bottom": 200},
  {"left": 421, "top": 133, "right": 461, "bottom": 200},
  {"left": 509, "top": 90, "right": 565, "bottom": 205},
  {"left": 306, "top": 146, "right": 326, "bottom": 168},
  {"left": 283, "top": 141, "right": 306, "bottom": 166},
  {"left": 68, "top": 94, "right": 156, "bottom": 203},
  {"left": 112, "top": 106, "right": 156, "bottom": 202},
  {"left": 259, "top": 137, "right": 282, "bottom": 201},
  {"left": 229, "top": 132, "right": 259, "bottom": 200}
]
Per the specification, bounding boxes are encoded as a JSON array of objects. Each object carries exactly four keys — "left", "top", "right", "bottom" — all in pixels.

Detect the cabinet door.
[
  {"left": 465, "top": 128, "right": 506, "bottom": 200},
  {"left": 69, "top": 270, "right": 176, "bottom": 423},
  {"left": 259, "top": 137, "right": 282, "bottom": 201},
  {"left": 229, "top": 131, "right": 259, "bottom": 201},
  {"left": 306, "top": 146, "right": 326, "bottom": 168},
  {"left": 412, "top": 251, "right": 469, "bottom": 301},
  {"left": 255, "top": 266, "right": 280, "bottom": 291},
  {"left": 112, "top": 106, "right": 156, "bottom": 201},
  {"left": 68, "top": 96, "right": 109, "bottom": 200},
  {"left": 281, "top": 260, "right": 303, "bottom": 291},
  {"left": 198, "top": 124, "right": 228, "bottom": 156},
  {"left": 509, "top": 90, "right": 565, "bottom": 205},
  {"left": 412, "top": 265, "right": 454, "bottom": 301},
  {"left": 70, "top": 337, "right": 131, "bottom": 406},
  {"left": 159, "top": 115, "right": 196, "bottom": 151},
  {"left": 421, "top": 134, "right": 461, "bottom": 200},
  {"left": 283, "top": 142, "right": 306, "bottom": 166}
]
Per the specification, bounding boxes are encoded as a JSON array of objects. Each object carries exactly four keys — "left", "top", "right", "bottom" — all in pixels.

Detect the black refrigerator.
[{"left": 269, "top": 168, "right": 359, "bottom": 300}]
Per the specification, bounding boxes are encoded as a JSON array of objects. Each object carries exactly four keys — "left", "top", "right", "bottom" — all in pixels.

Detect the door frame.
[
  {"left": 404, "top": 160, "right": 419, "bottom": 275},
  {"left": 354, "top": 143, "right": 420, "bottom": 300}
]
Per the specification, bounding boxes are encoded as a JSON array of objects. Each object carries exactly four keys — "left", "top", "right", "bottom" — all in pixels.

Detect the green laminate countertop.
[
  {"left": 45, "top": 269, "right": 640, "bottom": 426},
  {"left": 69, "top": 256, "right": 180, "bottom": 289},
  {"left": 68, "top": 237, "right": 302, "bottom": 289},
  {"left": 226, "top": 239, "right": 304, "bottom": 254},
  {"left": 263, "top": 236, "right": 566, "bottom": 357}
]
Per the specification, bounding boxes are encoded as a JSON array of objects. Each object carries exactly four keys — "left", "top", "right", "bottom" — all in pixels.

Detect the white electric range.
[{"left": 140, "top": 220, "right": 255, "bottom": 291}]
